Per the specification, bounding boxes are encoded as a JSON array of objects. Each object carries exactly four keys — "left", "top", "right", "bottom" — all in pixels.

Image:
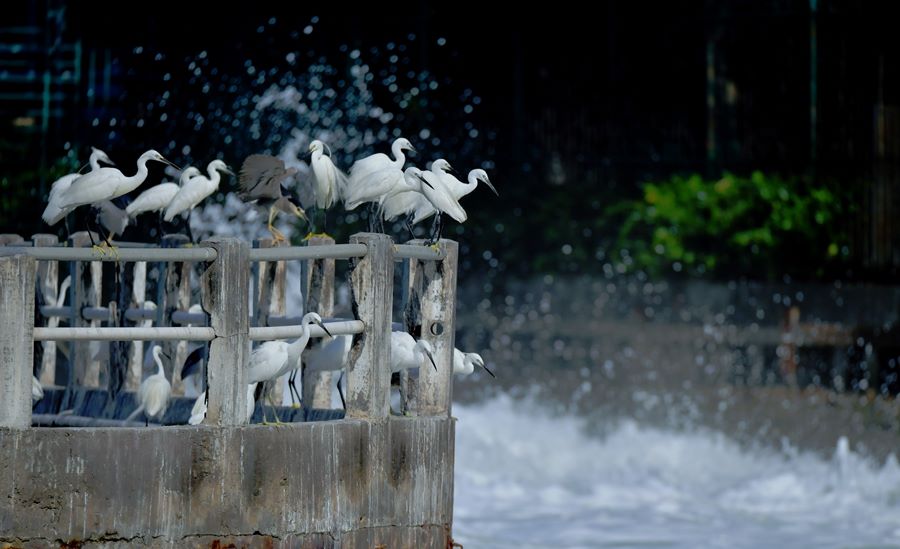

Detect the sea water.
[{"left": 453, "top": 394, "right": 900, "bottom": 549}]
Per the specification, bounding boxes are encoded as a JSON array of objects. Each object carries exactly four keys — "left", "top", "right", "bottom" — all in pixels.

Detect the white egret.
[
  {"left": 188, "top": 382, "right": 257, "bottom": 425},
  {"left": 308, "top": 140, "right": 348, "bottom": 235},
  {"left": 453, "top": 349, "right": 495, "bottom": 377},
  {"left": 412, "top": 160, "right": 467, "bottom": 243},
  {"left": 43, "top": 149, "right": 176, "bottom": 227},
  {"left": 126, "top": 345, "right": 172, "bottom": 426},
  {"left": 32, "top": 376, "right": 44, "bottom": 403},
  {"left": 247, "top": 312, "right": 331, "bottom": 423},
  {"left": 379, "top": 167, "right": 437, "bottom": 235},
  {"left": 345, "top": 137, "right": 414, "bottom": 229},
  {"left": 127, "top": 167, "right": 201, "bottom": 217},
  {"left": 347, "top": 137, "right": 414, "bottom": 190},
  {"left": 164, "top": 159, "right": 233, "bottom": 240},
  {"left": 390, "top": 331, "right": 437, "bottom": 372},
  {"left": 41, "top": 275, "right": 72, "bottom": 365},
  {"left": 45, "top": 147, "right": 115, "bottom": 216},
  {"left": 238, "top": 154, "right": 307, "bottom": 243}
]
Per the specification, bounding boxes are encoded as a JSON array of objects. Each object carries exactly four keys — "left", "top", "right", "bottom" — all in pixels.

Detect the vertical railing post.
[
  {"left": 32, "top": 234, "right": 59, "bottom": 386},
  {"left": 405, "top": 239, "right": 458, "bottom": 416},
  {"left": 68, "top": 231, "right": 102, "bottom": 387},
  {"left": 302, "top": 235, "right": 336, "bottom": 411},
  {"left": 0, "top": 254, "right": 37, "bottom": 428},
  {"left": 200, "top": 237, "right": 250, "bottom": 425},
  {"left": 253, "top": 238, "right": 287, "bottom": 404},
  {"left": 346, "top": 233, "right": 394, "bottom": 419},
  {"left": 162, "top": 234, "right": 191, "bottom": 394}
]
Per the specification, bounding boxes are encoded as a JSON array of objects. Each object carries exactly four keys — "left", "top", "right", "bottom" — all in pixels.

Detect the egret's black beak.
[
  {"left": 483, "top": 178, "right": 499, "bottom": 197},
  {"left": 479, "top": 362, "right": 496, "bottom": 378},
  {"left": 316, "top": 320, "right": 333, "bottom": 338},
  {"left": 160, "top": 157, "right": 182, "bottom": 171},
  {"left": 415, "top": 173, "right": 435, "bottom": 190},
  {"left": 425, "top": 349, "right": 437, "bottom": 371}
]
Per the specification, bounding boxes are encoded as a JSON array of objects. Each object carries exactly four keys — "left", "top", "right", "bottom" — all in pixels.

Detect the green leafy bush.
[{"left": 609, "top": 172, "right": 853, "bottom": 279}]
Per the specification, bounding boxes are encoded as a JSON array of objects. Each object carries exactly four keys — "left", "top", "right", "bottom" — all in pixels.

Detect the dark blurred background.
[{"left": 2, "top": 0, "right": 897, "bottom": 282}]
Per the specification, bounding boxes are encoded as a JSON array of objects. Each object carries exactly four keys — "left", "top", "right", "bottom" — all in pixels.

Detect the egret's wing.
[
  {"left": 239, "top": 154, "right": 294, "bottom": 200},
  {"left": 164, "top": 180, "right": 215, "bottom": 220},
  {"left": 127, "top": 183, "right": 179, "bottom": 216}
]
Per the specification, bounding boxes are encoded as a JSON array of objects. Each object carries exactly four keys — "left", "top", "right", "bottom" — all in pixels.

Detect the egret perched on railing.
[
  {"left": 164, "top": 159, "right": 232, "bottom": 241},
  {"left": 238, "top": 154, "right": 307, "bottom": 244},
  {"left": 42, "top": 150, "right": 177, "bottom": 233},
  {"left": 308, "top": 139, "right": 348, "bottom": 236},
  {"left": 128, "top": 167, "right": 201, "bottom": 235},
  {"left": 44, "top": 147, "right": 115, "bottom": 232},
  {"left": 345, "top": 137, "right": 415, "bottom": 231},
  {"left": 453, "top": 349, "right": 495, "bottom": 377},
  {"left": 126, "top": 345, "right": 172, "bottom": 426},
  {"left": 247, "top": 312, "right": 331, "bottom": 423},
  {"left": 289, "top": 333, "right": 353, "bottom": 408},
  {"left": 379, "top": 167, "right": 435, "bottom": 237},
  {"left": 414, "top": 160, "right": 467, "bottom": 244}
]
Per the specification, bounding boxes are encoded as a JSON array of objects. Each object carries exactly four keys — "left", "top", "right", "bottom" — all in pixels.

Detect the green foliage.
[{"left": 608, "top": 172, "right": 854, "bottom": 280}]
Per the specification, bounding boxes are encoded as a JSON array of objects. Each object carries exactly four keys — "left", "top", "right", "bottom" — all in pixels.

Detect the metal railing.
[{"left": 0, "top": 232, "right": 458, "bottom": 429}]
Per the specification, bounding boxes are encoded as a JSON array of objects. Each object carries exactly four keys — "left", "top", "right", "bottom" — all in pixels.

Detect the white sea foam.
[{"left": 454, "top": 394, "right": 900, "bottom": 549}]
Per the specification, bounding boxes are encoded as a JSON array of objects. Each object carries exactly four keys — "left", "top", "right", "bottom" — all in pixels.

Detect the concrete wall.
[{"left": 0, "top": 417, "right": 455, "bottom": 548}]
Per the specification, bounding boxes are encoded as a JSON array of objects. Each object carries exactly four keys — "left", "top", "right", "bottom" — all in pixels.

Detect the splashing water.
[{"left": 454, "top": 394, "right": 900, "bottom": 548}]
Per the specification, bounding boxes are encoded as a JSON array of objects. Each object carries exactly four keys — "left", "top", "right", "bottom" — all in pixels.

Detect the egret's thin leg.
[
  {"left": 337, "top": 371, "right": 346, "bottom": 411},
  {"left": 405, "top": 214, "right": 416, "bottom": 240},
  {"left": 288, "top": 370, "right": 301, "bottom": 408}
]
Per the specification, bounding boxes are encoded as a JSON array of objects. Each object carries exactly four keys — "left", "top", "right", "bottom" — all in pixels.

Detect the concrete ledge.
[{"left": 0, "top": 417, "right": 455, "bottom": 548}]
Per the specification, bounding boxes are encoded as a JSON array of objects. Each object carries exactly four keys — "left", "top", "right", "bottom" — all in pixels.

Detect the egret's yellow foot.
[
  {"left": 291, "top": 402, "right": 302, "bottom": 409},
  {"left": 91, "top": 244, "right": 108, "bottom": 257},
  {"left": 303, "top": 232, "right": 332, "bottom": 241},
  {"left": 429, "top": 242, "right": 441, "bottom": 252}
]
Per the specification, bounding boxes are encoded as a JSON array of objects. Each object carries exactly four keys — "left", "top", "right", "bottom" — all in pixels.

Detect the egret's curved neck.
[
  {"left": 118, "top": 157, "right": 151, "bottom": 195},
  {"left": 466, "top": 171, "right": 480, "bottom": 190},
  {"left": 390, "top": 141, "right": 406, "bottom": 167},
  {"left": 89, "top": 151, "right": 104, "bottom": 171},
  {"left": 153, "top": 348, "right": 165, "bottom": 375},
  {"left": 312, "top": 149, "right": 323, "bottom": 163},
  {"left": 205, "top": 168, "right": 222, "bottom": 190}
]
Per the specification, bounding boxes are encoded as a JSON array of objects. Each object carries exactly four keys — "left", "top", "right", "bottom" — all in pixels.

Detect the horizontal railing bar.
[
  {"left": 39, "top": 306, "right": 73, "bottom": 318},
  {"left": 250, "top": 320, "right": 364, "bottom": 341},
  {"left": 171, "top": 311, "right": 207, "bottom": 326},
  {"left": 394, "top": 244, "right": 445, "bottom": 261},
  {"left": 1, "top": 246, "right": 217, "bottom": 262},
  {"left": 34, "top": 327, "right": 216, "bottom": 341},
  {"left": 248, "top": 243, "right": 367, "bottom": 262}
]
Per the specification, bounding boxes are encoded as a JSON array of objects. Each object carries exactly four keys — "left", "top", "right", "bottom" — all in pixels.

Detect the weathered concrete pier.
[{"left": 0, "top": 233, "right": 459, "bottom": 547}]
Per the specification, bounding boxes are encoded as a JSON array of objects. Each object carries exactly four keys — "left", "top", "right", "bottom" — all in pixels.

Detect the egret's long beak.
[
  {"left": 160, "top": 157, "right": 182, "bottom": 171},
  {"left": 415, "top": 173, "right": 435, "bottom": 190},
  {"left": 478, "top": 361, "right": 496, "bottom": 378},
  {"left": 316, "top": 320, "right": 333, "bottom": 338},
  {"left": 445, "top": 164, "right": 457, "bottom": 175},
  {"left": 483, "top": 177, "right": 499, "bottom": 197},
  {"left": 223, "top": 166, "right": 235, "bottom": 176},
  {"left": 424, "top": 349, "right": 437, "bottom": 371}
]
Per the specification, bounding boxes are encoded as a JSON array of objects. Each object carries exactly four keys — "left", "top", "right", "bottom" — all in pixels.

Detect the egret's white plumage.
[
  {"left": 390, "top": 332, "right": 437, "bottom": 372},
  {"left": 309, "top": 140, "right": 347, "bottom": 209},
  {"left": 379, "top": 167, "right": 431, "bottom": 222},
  {"left": 43, "top": 150, "right": 172, "bottom": 226},
  {"left": 32, "top": 376, "right": 44, "bottom": 403},
  {"left": 41, "top": 275, "right": 72, "bottom": 363},
  {"left": 443, "top": 168, "right": 498, "bottom": 201},
  {"left": 127, "top": 167, "right": 201, "bottom": 217},
  {"left": 127, "top": 345, "right": 172, "bottom": 424},
  {"left": 188, "top": 382, "right": 257, "bottom": 425},
  {"left": 453, "top": 349, "right": 495, "bottom": 377},
  {"left": 163, "top": 160, "right": 232, "bottom": 222},
  {"left": 247, "top": 313, "right": 331, "bottom": 384},
  {"left": 344, "top": 137, "right": 413, "bottom": 210},
  {"left": 414, "top": 160, "right": 467, "bottom": 224},
  {"left": 43, "top": 148, "right": 116, "bottom": 225}
]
